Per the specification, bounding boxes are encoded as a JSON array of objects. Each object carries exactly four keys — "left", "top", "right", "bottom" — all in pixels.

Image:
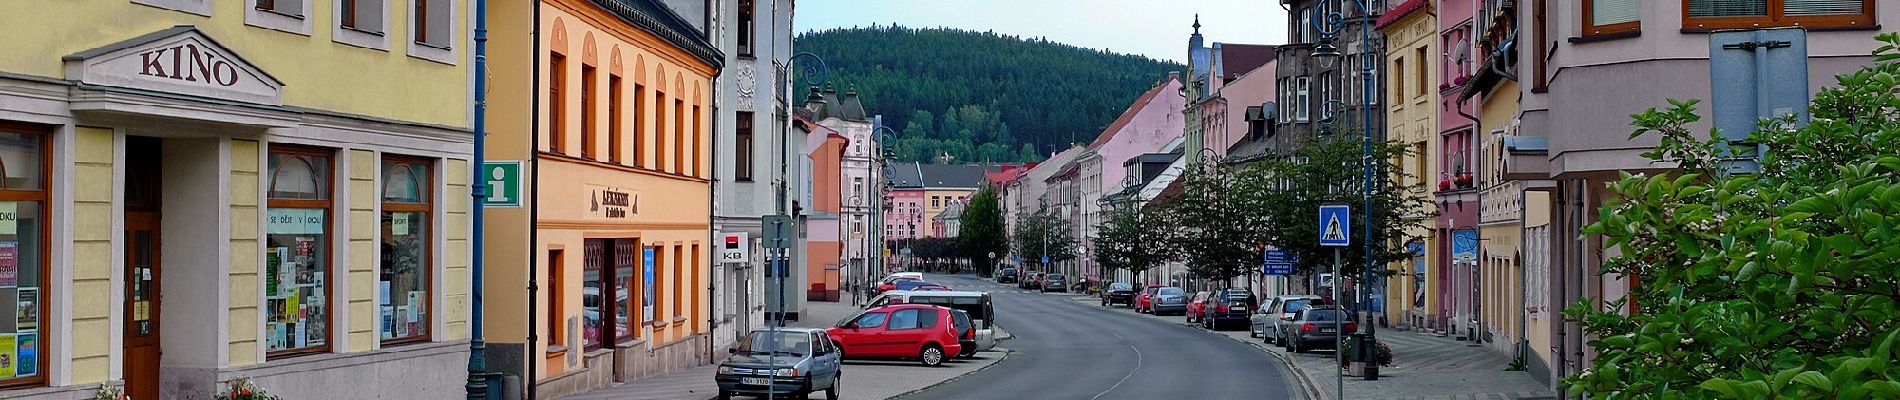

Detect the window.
[
  {"left": 414, "top": 0, "right": 452, "bottom": 47},
  {"left": 888, "top": 309, "right": 920, "bottom": 330},
  {"left": 673, "top": 99, "right": 685, "bottom": 174},
  {"left": 380, "top": 156, "right": 432, "bottom": 344},
  {"left": 690, "top": 243, "right": 701, "bottom": 328},
  {"left": 1534, "top": 0, "right": 1550, "bottom": 91},
  {"left": 655, "top": 90, "right": 668, "bottom": 169},
  {"left": 0, "top": 124, "right": 48, "bottom": 388},
  {"left": 931, "top": 197, "right": 940, "bottom": 208},
  {"left": 852, "top": 312, "right": 887, "bottom": 328},
  {"left": 609, "top": 75, "right": 623, "bottom": 164},
  {"left": 1318, "top": 71, "right": 1334, "bottom": 121},
  {"left": 635, "top": 84, "right": 648, "bottom": 167},
  {"left": 266, "top": 145, "right": 334, "bottom": 355},
  {"left": 582, "top": 64, "right": 598, "bottom": 160},
  {"left": 341, "top": 0, "right": 383, "bottom": 33},
  {"left": 692, "top": 105, "right": 702, "bottom": 177},
  {"left": 256, "top": 0, "right": 303, "bottom": 16},
  {"left": 918, "top": 308, "right": 940, "bottom": 328},
  {"left": 1295, "top": 76, "right": 1311, "bottom": 122},
  {"left": 614, "top": 240, "right": 636, "bottom": 342},
  {"left": 1415, "top": 47, "right": 1429, "bottom": 98},
  {"left": 548, "top": 249, "right": 564, "bottom": 347},
  {"left": 671, "top": 245, "right": 683, "bottom": 319},
  {"left": 1393, "top": 57, "right": 1406, "bottom": 101},
  {"left": 737, "top": 0, "right": 756, "bottom": 56},
  {"left": 643, "top": 246, "right": 658, "bottom": 324},
  {"left": 1299, "top": 8, "right": 1314, "bottom": 43},
  {"left": 1583, "top": 0, "right": 1641, "bottom": 36},
  {"left": 550, "top": 53, "right": 568, "bottom": 154},
  {"left": 581, "top": 239, "right": 638, "bottom": 347},
  {"left": 736, "top": 112, "right": 754, "bottom": 181},
  {"left": 1683, "top": 0, "right": 1873, "bottom": 30}
]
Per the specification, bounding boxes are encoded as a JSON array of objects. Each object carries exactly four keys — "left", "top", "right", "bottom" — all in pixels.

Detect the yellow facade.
[
  {"left": 923, "top": 189, "right": 975, "bottom": 236},
  {"left": 0, "top": 0, "right": 474, "bottom": 397},
  {"left": 1381, "top": 5, "right": 1438, "bottom": 328},
  {"left": 482, "top": 0, "right": 718, "bottom": 396}
]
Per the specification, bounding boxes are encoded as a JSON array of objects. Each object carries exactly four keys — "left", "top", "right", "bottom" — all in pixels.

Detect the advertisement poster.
[
  {"left": 0, "top": 334, "right": 16, "bottom": 377},
  {"left": 0, "top": 242, "right": 16, "bottom": 288},
  {"left": 16, "top": 288, "right": 35, "bottom": 332},
  {"left": 406, "top": 291, "right": 423, "bottom": 322},
  {"left": 394, "top": 306, "right": 411, "bottom": 336},
  {"left": 16, "top": 333, "right": 35, "bottom": 376},
  {"left": 391, "top": 213, "right": 410, "bottom": 236},
  {"left": 0, "top": 201, "right": 17, "bottom": 235},
  {"left": 381, "top": 307, "right": 396, "bottom": 338},
  {"left": 642, "top": 247, "right": 655, "bottom": 322},
  {"left": 265, "top": 248, "right": 281, "bottom": 297}
]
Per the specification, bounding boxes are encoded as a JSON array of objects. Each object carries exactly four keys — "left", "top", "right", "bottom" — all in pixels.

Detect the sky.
[{"left": 795, "top": 0, "right": 1292, "bottom": 64}]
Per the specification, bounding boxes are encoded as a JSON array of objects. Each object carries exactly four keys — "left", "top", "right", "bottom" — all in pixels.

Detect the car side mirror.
[{"left": 728, "top": 348, "right": 739, "bottom": 354}]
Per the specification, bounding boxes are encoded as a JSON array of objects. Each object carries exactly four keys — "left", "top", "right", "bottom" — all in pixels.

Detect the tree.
[
  {"left": 1249, "top": 131, "right": 1434, "bottom": 280},
  {"left": 1011, "top": 207, "right": 1076, "bottom": 271},
  {"left": 957, "top": 186, "right": 1008, "bottom": 276},
  {"left": 1562, "top": 34, "right": 1900, "bottom": 399},
  {"left": 1156, "top": 163, "right": 1272, "bottom": 284},
  {"left": 1093, "top": 201, "right": 1172, "bottom": 284}
]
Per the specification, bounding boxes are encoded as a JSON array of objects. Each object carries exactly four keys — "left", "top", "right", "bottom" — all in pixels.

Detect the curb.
[
  {"left": 1206, "top": 329, "right": 1326, "bottom": 400},
  {"left": 886, "top": 348, "right": 1015, "bottom": 400}
]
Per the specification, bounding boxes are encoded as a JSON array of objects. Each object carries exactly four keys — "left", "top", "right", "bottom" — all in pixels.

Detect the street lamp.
[
  {"left": 771, "top": 53, "right": 826, "bottom": 400},
  {"left": 1311, "top": 0, "right": 1381, "bottom": 381}
]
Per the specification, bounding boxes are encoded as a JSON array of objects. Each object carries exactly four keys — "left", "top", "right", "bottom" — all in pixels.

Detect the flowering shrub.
[
  {"left": 91, "top": 384, "right": 127, "bottom": 400},
  {"left": 213, "top": 378, "right": 280, "bottom": 400}
]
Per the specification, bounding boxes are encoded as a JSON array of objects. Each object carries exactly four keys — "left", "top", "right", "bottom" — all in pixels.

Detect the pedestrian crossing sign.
[{"left": 1319, "top": 204, "right": 1350, "bottom": 247}]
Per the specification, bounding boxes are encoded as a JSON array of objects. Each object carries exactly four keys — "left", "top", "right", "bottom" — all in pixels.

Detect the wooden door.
[{"left": 124, "top": 212, "right": 161, "bottom": 400}]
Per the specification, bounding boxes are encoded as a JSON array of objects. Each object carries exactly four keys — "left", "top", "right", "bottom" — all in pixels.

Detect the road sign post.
[{"left": 1318, "top": 204, "right": 1350, "bottom": 388}]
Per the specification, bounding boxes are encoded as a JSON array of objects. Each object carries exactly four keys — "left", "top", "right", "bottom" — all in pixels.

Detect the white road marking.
[{"left": 1089, "top": 330, "right": 1143, "bottom": 400}]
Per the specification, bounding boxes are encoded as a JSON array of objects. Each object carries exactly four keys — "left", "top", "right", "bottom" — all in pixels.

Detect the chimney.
[{"left": 1168, "top": 71, "right": 1181, "bottom": 82}]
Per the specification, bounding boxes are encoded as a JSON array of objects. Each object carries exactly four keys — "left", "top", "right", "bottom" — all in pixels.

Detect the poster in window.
[
  {"left": 17, "top": 288, "right": 37, "bottom": 332},
  {"left": 0, "top": 334, "right": 15, "bottom": 377},
  {"left": 16, "top": 333, "right": 34, "bottom": 376},
  {"left": 381, "top": 307, "right": 396, "bottom": 338},
  {"left": 0, "top": 288, "right": 14, "bottom": 333},
  {"left": 0, "top": 202, "right": 16, "bottom": 235},
  {"left": 0, "top": 242, "right": 15, "bottom": 288},
  {"left": 265, "top": 248, "right": 281, "bottom": 297},
  {"left": 643, "top": 247, "right": 655, "bottom": 322}
]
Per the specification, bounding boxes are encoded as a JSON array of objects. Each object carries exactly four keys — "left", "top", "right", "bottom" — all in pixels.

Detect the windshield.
[
  {"left": 1302, "top": 309, "right": 1347, "bottom": 322},
  {"left": 1157, "top": 287, "right": 1185, "bottom": 296},
  {"left": 1282, "top": 299, "right": 1314, "bottom": 312},
  {"left": 1046, "top": 274, "right": 1065, "bottom": 280},
  {"left": 1109, "top": 283, "right": 1132, "bottom": 291},
  {"left": 738, "top": 331, "right": 812, "bottom": 355}
]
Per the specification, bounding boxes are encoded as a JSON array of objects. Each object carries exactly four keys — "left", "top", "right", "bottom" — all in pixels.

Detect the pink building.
[
  {"left": 1044, "top": 74, "right": 1185, "bottom": 282},
  {"left": 1433, "top": 0, "right": 1482, "bottom": 339}
]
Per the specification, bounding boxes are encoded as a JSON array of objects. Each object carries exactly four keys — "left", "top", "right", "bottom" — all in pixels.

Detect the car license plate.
[
  {"left": 742, "top": 377, "right": 771, "bottom": 385},
  {"left": 1320, "top": 328, "right": 1335, "bottom": 333},
  {"left": 1233, "top": 307, "right": 1247, "bottom": 313}
]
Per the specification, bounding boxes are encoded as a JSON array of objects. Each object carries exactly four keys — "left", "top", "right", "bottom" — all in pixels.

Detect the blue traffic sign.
[
  {"left": 1263, "top": 249, "right": 1294, "bottom": 275},
  {"left": 1040, "top": 255, "right": 1050, "bottom": 264},
  {"left": 1319, "top": 204, "right": 1351, "bottom": 247}
]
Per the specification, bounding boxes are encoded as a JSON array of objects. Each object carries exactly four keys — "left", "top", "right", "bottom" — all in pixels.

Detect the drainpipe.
[
  {"left": 1553, "top": 181, "right": 1567, "bottom": 398},
  {"left": 466, "top": 0, "right": 492, "bottom": 398},
  {"left": 708, "top": 74, "right": 720, "bottom": 364},
  {"left": 526, "top": 0, "right": 544, "bottom": 398}
]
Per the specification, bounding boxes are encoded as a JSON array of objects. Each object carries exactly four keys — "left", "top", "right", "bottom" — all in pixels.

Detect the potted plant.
[
  {"left": 1340, "top": 338, "right": 1395, "bottom": 370},
  {"left": 1455, "top": 172, "right": 1474, "bottom": 187},
  {"left": 92, "top": 384, "right": 128, "bottom": 400},
  {"left": 214, "top": 377, "right": 280, "bottom": 400},
  {"left": 1438, "top": 178, "right": 1452, "bottom": 192}
]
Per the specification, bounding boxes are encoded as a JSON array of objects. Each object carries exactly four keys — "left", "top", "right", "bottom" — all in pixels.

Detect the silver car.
[
  {"left": 715, "top": 328, "right": 843, "bottom": 400},
  {"left": 1253, "top": 295, "right": 1324, "bottom": 344},
  {"left": 1148, "top": 287, "right": 1189, "bottom": 315}
]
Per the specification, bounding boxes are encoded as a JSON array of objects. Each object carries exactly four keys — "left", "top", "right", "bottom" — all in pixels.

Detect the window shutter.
[
  {"left": 357, "top": 0, "right": 384, "bottom": 33},
  {"left": 425, "top": 0, "right": 453, "bottom": 47},
  {"left": 1590, "top": 0, "right": 1640, "bottom": 25},
  {"left": 1784, "top": 0, "right": 1862, "bottom": 16},
  {"left": 273, "top": 0, "right": 303, "bottom": 16},
  {"left": 1688, "top": 0, "right": 1767, "bottom": 17}
]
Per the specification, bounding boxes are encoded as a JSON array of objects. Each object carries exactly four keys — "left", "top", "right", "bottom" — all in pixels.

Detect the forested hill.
[{"left": 795, "top": 26, "right": 1185, "bottom": 163}]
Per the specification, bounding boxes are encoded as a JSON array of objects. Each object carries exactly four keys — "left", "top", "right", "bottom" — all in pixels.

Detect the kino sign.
[{"left": 64, "top": 26, "right": 285, "bottom": 105}]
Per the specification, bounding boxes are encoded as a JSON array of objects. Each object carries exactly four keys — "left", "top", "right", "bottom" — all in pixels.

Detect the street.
[{"left": 899, "top": 274, "right": 1301, "bottom": 400}]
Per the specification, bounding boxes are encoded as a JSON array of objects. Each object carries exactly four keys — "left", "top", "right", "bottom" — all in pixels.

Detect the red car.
[
  {"left": 826, "top": 304, "right": 964, "bottom": 367},
  {"left": 873, "top": 276, "right": 923, "bottom": 295},
  {"left": 1134, "top": 285, "right": 1166, "bottom": 313},
  {"left": 1184, "top": 291, "right": 1212, "bottom": 323}
]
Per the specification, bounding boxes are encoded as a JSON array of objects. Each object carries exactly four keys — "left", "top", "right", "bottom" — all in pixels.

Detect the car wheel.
[
  {"left": 716, "top": 391, "right": 732, "bottom": 400},
  {"left": 920, "top": 344, "right": 946, "bottom": 367},
  {"left": 825, "top": 373, "right": 842, "bottom": 400},
  {"left": 1291, "top": 338, "right": 1305, "bottom": 353}
]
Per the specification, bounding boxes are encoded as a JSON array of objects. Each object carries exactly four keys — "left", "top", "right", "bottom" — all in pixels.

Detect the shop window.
[
  {"left": 609, "top": 75, "right": 623, "bottom": 164},
  {"left": 265, "top": 145, "right": 335, "bottom": 355},
  {"left": 0, "top": 125, "right": 48, "bottom": 388},
  {"left": 1684, "top": 0, "right": 1873, "bottom": 30},
  {"left": 614, "top": 239, "right": 636, "bottom": 342},
  {"left": 582, "top": 239, "right": 604, "bottom": 349},
  {"left": 550, "top": 53, "right": 568, "bottom": 154},
  {"left": 1582, "top": 0, "right": 1640, "bottom": 37},
  {"left": 582, "top": 238, "right": 645, "bottom": 349},
  {"left": 736, "top": 112, "right": 754, "bottom": 181},
  {"left": 380, "top": 156, "right": 432, "bottom": 344},
  {"left": 582, "top": 64, "right": 598, "bottom": 160}
]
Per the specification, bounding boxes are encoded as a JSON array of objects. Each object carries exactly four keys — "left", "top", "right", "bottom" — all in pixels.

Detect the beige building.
[{"left": 1377, "top": 0, "right": 1437, "bottom": 330}]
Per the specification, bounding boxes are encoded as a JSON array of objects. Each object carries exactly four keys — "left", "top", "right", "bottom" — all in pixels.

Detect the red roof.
[
  {"left": 1376, "top": 0, "right": 1431, "bottom": 29},
  {"left": 1218, "top": 44, "right": 1278, "bottom": 81},
  {"left": 1086, "top": 76, "right": 1180, "bottom": 149}
]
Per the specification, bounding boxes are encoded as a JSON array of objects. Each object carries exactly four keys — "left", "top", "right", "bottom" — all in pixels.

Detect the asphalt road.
[{"left": 898, "top": 274, "right": 1301, "bottom": 400}]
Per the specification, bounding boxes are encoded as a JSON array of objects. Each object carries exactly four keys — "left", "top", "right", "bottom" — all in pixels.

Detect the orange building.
[
  {"left": 798, "top": 115, "right": 847, "bottom": 302},
  {"left": 482, "top": 0, "right": 722, "bottom": 397}
]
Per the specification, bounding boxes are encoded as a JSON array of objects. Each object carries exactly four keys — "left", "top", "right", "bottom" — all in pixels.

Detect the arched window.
[
  {"left": 265, "top": 145, "right": 334, "bottom": 356},
  {"left": 380, "top": 156, "right": 432, "bottom": 344}
]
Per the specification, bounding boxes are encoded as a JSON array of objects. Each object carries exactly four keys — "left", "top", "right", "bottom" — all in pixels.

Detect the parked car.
[
  {"left": 1199, "top": 289, "right": 1258, "bottom": 330},
  {"left": 1184, "top": 291, "right": 1211, "bottom": 323},
  {"left": 827, "top": 304, "right": 964, "bottom": 367},
  {"left": 1134, "top": 285, "right": 1165, "bottom": 313},
  {"left": 1040, "top": 274, "right": 1069, "bottom": 293},
  {"left": 1019, "top": 272, "right": 1045, "bottom": 289},
  {"left": 911, "top": 284, "right": 952, "bottom": 291},
  {"left": 1100, "top": 282, "right": 1136, "bottom": 307},
  {"left": 874, "top": 274, "right": 924, "bottom": 295},
  {"left": 1255, "top": 295, "right": 1325, "bottom": 343},
  {"left": 996, "top": 267, "right": 1019, "bottom": 283},
  {"left": 1278, "top": 306, "right": 1356, "bottom": 353},
  {"left": 1146, "top": 287, "right": 1189, "bottom": 315},
  {"left": 865, "top": 290, "right": 997, "bottom": 356},
  {"left": 892, "top": 280, "right": 945, "bottom": 292},
  {"left": 714, "top": 328, "right": 843, "bottom": 400}
]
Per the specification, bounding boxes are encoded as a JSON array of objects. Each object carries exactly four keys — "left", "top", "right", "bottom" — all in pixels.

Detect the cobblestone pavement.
[
  {"left": 1089, "top": 296, "right": 1555, "bottom": 400},
  {"left": 562, "top": 293, "right": 1009, "bottom": 400}
]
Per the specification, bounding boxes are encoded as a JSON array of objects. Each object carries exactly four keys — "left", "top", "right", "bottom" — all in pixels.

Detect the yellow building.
[
  {"left": 1378, "top": 0, "right": 1436, "bottom": 329},
  {"left": 0, "top": 0, "right": 475, "bottom": 399},
  {"left": 482, "top": 0, "right": 720, "bottom": 397}
]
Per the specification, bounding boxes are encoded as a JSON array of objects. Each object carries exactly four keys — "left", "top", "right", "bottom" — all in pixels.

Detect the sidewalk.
[
  {"left": 1088, "top": 297, "right": 1553, "bottom": 400},
  {"left": 562, "top": 292, "right": 1009, "bottom": 400}
]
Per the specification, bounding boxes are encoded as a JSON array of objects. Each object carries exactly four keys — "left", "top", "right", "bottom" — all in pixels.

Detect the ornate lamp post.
[{"left": 1310, "top": 0, "right": 1381, "bottom": 381}]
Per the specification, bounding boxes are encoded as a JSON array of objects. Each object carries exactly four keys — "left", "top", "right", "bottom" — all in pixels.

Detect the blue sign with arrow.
[
  {"left": 1319, "top": 204, "right": 1351, "bottom": 247},
  {"left": 1263, "top": 249, "right": 1295, "bottom": 276}
]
